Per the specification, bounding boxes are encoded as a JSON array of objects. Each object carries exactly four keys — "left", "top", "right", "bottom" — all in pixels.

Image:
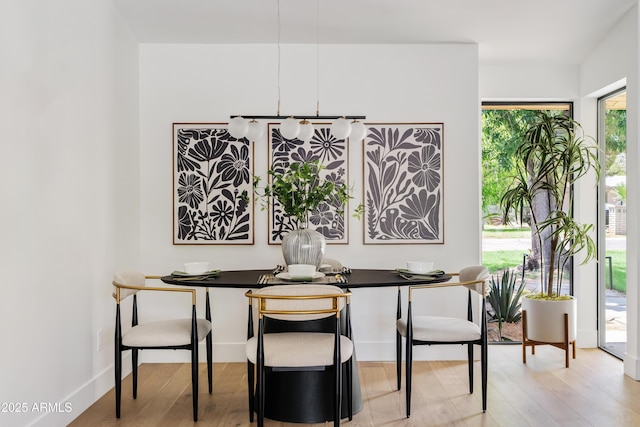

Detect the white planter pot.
[{"left": 522, "top": 296, "right": 576, "bottom": 343}]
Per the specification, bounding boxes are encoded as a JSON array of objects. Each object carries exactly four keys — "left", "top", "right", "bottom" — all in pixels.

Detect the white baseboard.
[
  {"left": 82, "top": 339, "right": 491, "bottom": 369},
  {"left": 576, "top": 328, "right": 598, "bottom": 348},
  {"left": 140, "top": 341, "right": 244, "bottom": 363},
  {"left": 30, "top": 354, "right": 131, "bottom": 427},
  {"left": 139, "top": 341, "right": 473, "bottom": 363},
  {"left": 624, "top": 352, "right": 640, "bottom": 380}
]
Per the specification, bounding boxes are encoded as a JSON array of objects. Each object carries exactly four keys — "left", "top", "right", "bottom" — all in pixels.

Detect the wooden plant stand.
[{"left": 522, "top": 309, "right": 576, "bottom": 368}]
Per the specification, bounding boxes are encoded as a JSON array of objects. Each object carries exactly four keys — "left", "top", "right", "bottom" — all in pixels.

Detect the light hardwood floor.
[{"left": 70, "top": 345, "right": 640, "bottom": 426}]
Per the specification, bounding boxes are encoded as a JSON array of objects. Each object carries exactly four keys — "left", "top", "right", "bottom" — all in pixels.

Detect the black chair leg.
[
  {"left": 481, "top": 341, "right": 488, "bottom": 412},
  {"left": 405, "top": 340, "right": 412, "bottom": 418},
  {"left": 247, "top": 361, "right": 255, "bottom": 422},
  {"left": 347, "top": 359, "right": 353, "bottom": 420},
  {"left": 132, "top": 348, "right": 138, "bottom": 399},
  {"left": 256, "top": 362, "right": 264, "bottom": 427},
  {"left": 467, "top": 343, "right": 474, "bottom": 394},
  {"left": 396, "top": 331, "right": 402, "bottom": 390},
  {"left": 334, "top": 365, "right": 342, "bottom": 427},
  {"left": 115, "top": 348, "right": 122, "bottom": 418},
  {"left": 206, "top": 332, "right": 213, "bottom": 393},
  {"left": 396, "top": 288, "right": 402, "bottom": 391},
  {"left": 192, "top": 345, "right": 199, "bottom": 422}
]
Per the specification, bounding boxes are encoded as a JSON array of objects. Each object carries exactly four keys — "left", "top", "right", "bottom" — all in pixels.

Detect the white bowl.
[
  {"left": 287, "top": 264, "right": 316, "bottom": 279},
  {"left": 406, "top": 261, "right": 434, "bottom": 274},
  {"left": 184, "top": 261, "right": 210, "bottom": 275}
]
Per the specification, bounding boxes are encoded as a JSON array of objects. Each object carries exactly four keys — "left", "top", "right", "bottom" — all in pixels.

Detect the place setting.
[
  {"left": 170, "top": 261, "right": 220, "bottom": 281},
  {"left": 395, "top": 261, "right": 446, "bottom": 281},
  {"left": 258, "top": 264, "right": 349, "bottom": 285}
]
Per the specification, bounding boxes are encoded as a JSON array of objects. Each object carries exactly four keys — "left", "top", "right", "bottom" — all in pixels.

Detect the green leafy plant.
[
  {"left": 500, "top": 112, "right": 600, "bottom": 298},
  {"left": 615, "top": 183, "right": 626, "bottom": 203},
  {"left": 487, "top": 268, "right": 526, "bottom": 341},
  {"left": 254, "top": 160, "right": 362, "bottom": 226}
]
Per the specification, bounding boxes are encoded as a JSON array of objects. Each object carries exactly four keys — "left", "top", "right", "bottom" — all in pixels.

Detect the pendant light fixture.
[
  {"left": 229, "top": 0, "right": 365, "bottom": 140},
  {"left": 229, "top": 116, "right": 249, "bottom": 139},
  {"left": 349, "top": 119, "right": 367, "bottom": 141},
  {"left": 298, "top": 119, "right": 315, "bottom": 142},
  {"left": 246, "top": 119, "right": 265, "bottom": 141},
  {"left": 280, "top": 116, "right": 301, "bottom": 140}
]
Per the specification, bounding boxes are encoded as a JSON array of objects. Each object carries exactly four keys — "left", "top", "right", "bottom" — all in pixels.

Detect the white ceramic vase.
[
  {"left": 522, "top": 296, "right": 577, "bottom": 343},
  {"left": 281, "top": 228, "right": 326, "bottom": 269}
]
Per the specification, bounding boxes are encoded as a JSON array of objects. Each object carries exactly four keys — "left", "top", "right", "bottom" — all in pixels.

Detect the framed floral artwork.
[
  {"left": 267, "top": 123, "right": 350, "bottom": 244},
  {"left": 173, "top": 123, "right": 254, "bottom": 244},
  {"left": 363, "top": 123, "right": 444, "bottom": 244}
]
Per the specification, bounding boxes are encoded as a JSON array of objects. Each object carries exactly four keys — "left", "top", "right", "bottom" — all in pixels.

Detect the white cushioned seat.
[
  {"left": 246, "top": 332, "right": 353, "bottom": 367},
  {"left": 122, "top": 318, "right": 212, "bottom": 347},
  {"left": 112, "top": 271, "right": 213, "bottom": 422},
  {"left": 396, "top": 265, "right": 489, "bottom": 417},
  {"left": 397, "top": 315, "right": 481, "bottom": 342},
  {"left": 245, "top": 284, "right": 354, "bottom": 426}
]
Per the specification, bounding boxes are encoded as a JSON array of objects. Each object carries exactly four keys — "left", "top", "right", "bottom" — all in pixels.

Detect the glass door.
[{"left": 598, "top": 89, "right": 627, "bottom": 358}]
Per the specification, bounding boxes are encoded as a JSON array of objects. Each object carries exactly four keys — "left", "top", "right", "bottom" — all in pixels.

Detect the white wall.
[
  {"left": 138, "top": 43, "right": 481, "bottom": 362},
  {"left": 480, "top": 63, "right": 579, "bottom": 100},
  {"left": 0, "top": 1, "right": 139, "bottom": 426},
  {"left": 0, "top": 2, "right": 634, "bottom": 425},
  {"left": 581, "top": 5, "right": 640, "bottom": 379}
]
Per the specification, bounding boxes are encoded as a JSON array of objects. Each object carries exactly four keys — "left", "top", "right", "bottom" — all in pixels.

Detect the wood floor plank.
[
  {"left": 359, "top": 362, "right": 403, "bottom": 425},
  {"left": 70, "top": 346, "right": 640, "bottom": 427}
]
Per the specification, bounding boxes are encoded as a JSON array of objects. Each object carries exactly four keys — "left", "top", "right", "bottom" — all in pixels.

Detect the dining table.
[{"left": 161, "top": 268, "right": 451, "bottom": 423}]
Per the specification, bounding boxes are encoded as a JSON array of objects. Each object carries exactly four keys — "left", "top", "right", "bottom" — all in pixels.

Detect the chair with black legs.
[
  {"left": 396, "top": 265, "right": 489, "bottom": 417},
  {"left": 245, "top": 284, "right": 353, "bottom": 427},
  {"left": 112, "top": 271, "right": 213, "bottom": 422}
]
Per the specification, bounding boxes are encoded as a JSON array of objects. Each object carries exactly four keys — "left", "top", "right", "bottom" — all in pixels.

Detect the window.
[{"left": 481, "top": 102, "right": 572, "bottom": 343}]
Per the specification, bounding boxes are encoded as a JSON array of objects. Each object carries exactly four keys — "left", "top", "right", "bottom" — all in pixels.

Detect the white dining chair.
[
  {"left": 245, "top": 284, "right": 353, "bottom": 427},
  {"left": 112, "top": 271, "right": 212, "bottom": 421},
  {"left": 396, "top": 265, "right": 489, "bottom": 417}
]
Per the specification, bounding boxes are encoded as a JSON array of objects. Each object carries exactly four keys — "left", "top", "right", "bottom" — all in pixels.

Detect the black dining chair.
[
  {"left": 112, "top": 271, "right": 213, "bottom": 421},
  {"left": 245, "top": 284, "right": 353, "bottom": 427},
  {"left": 395, "top": 265, "right": 489, "bottom": 417}
]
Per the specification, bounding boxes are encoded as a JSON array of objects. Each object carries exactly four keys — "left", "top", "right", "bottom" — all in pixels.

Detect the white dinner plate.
[{"left": 276, "top": 272, "right": 325, "bottom": 282}]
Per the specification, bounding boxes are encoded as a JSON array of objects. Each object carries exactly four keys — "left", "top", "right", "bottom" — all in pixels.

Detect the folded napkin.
[
  {"left": 275, "top": 264, "right": 352, "bottom": 275},
  {"left": 171, "top": 270, "right": 220, "bottom": 278},
  {"left": 257, "top": 274, "right": 348, "bottom": 285},
  {"left": 395, "top": 268, "right": 445, "bottom": 279}
]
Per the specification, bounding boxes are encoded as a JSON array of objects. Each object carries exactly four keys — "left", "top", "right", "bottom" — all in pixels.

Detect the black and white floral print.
[
  {"left": 268, "top": 124, "right": 349, "bottom": 244},
  {"left": 364, "top": 124, "right": 444, "bottom": 244},
  {"left": 173, "top": 124, "right": 253, "bottom": 244}
]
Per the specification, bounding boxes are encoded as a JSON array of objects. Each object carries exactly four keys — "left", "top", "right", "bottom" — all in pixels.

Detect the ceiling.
[{"left": 114, "top": 0, "right": 636, "bottom": 65}]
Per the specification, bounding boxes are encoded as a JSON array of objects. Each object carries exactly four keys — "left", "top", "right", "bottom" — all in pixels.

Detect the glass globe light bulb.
[
  {"left": 229, "top": 116, "right": 248, "bottom": 138},
  {"left": 280, "top": 116, "right": 301, "bottom": 140},
  {"left": 331, "top": 117, "right": 351, "bottom": 139},
  {"left": 246, "top": 119, "right": 264, "bottom": 141},
  {"left": 349, "top": 120, "right": 367, "bottom": 141},
  {"left": 298, "top": 120, "right": 315, "bottom": 142}
]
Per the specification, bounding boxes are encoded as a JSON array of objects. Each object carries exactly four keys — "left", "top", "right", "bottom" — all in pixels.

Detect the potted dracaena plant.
[
  {"left": 500, "top": 111, "right": 600, "bottom": 364},
  {"left": 254, "top": 159, "right": 362, "bottom": 268}
]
